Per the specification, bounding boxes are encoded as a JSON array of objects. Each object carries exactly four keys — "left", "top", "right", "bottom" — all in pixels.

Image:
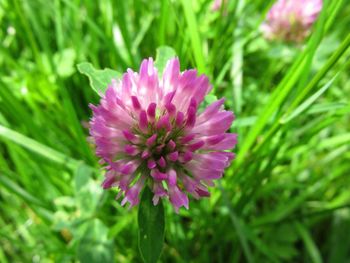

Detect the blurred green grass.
[{"left": 0, "top": 0, "right": 350, "bottom": 262}]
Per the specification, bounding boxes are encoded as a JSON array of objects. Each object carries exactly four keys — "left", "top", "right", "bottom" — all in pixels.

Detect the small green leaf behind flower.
[
  {"left": 154, "top": 46, "right": 177, "bottom": 76},
  {"left": 77, "top": 46, "right": 175, "bottom": 95},
  {"left": 77, "top": 62, "right": 121, "bottom": 96},
  {"left": 199, "top": 94, "right": 219, "bottom": 112}
]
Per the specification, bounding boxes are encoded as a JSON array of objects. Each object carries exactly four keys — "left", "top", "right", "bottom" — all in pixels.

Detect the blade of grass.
[
  {"left": 0, "top": 172, "right": 49, "bottom": 208},
  {"left": 0, "top": 125, "right": 80, "bottom": 170},
  {"left": 295, "top": 222, "right": 323, "bottom": 263},
  {"left": 158, "top": 0, "right": 169, "bottom": 45},
  {"left": 281, "top": 74, "right": 337, "bottom": 123},
  {"left": 317, "top": 133, "right": 350, "bottom": 150},
  {"left": 219, "top": 182, "right": 254, "bottom": 263},
  {"left": 180, "top": 0, "right": 206, "bottom": 74}
]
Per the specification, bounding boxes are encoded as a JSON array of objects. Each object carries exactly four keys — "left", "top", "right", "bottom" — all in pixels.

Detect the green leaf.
[
  {"left": 74, "top": 164, "right": 102, "bottom": 217},
  {"left": 199, "top": 94, "right": 218, "bottom": 112},
  {"left": 154, "top": 46, "right": 176, "bottom": 76},
  {"left": 54, "top": 48, "right": 76, "bottom": 78},
  {"left": 138, "top": 187, "right": 165, "bottom": 263},
  {"left": 77, "top": 62, "right": 121, "bottom": 95},
  {"left": 204, "top": 94, "right": 218, "bottom": 105},
  {"left": 77, "top": 219, "right": 114, "bottom": 263},
  {"left": 74, "top": 163, "right": 93, "bottom": 193}
]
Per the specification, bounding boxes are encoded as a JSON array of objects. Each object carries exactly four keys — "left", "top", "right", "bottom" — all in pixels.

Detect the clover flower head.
[
  {"left": 89, "top": 58, "right": 237, "bottom": 212},
  {"left": 261, "top": 0, "right": 323, "bottom": 42},
  {"left": 211, "top": 0, "right": 228, "bottom": 12}
]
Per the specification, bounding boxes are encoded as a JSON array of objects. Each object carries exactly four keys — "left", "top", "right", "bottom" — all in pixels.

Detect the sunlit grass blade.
[
  {"left": 0, "top": 172, "right": 49, "bottom": 208},
  {"left": 281, "top": 75, "right": 337, "bottom": 123},
  {"left": 0, "top": 125, "right": 79, "bottom": 170},
  {"left": 180, "top": 0, "right": 206, "bottom": 73}
]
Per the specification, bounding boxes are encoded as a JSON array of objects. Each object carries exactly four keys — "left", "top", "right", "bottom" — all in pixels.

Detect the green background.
[{"left": 0, "top": 0, "right": 350, "bottom": 262}]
